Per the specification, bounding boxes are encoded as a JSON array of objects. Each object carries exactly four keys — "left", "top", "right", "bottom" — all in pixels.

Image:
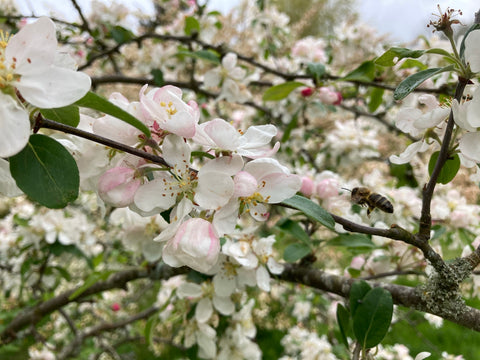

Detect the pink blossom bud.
[
  {"left": 111, "top": 302, "right": 121, "bottom": 311},
  {"left": 163, "top": 218, "right": 220, "bottom": 273},
  {"left": 301, "top": 87, "right": 314, "bottom": 97},
  {"left": 333, "top": 92, "right": 343, "bottom": 105},
  {"left": 98, "top": 167, "right": 141, "bottom": 207},
  {"left": 300, "top": 176, "right": 315, "bottom": 197},
  {"left": 350, "top": 256, "right": 365, "bottom": 270},
  {"left": 316, "top": 178, "right": 338, "bottom": 199},
  {"left": 318, "top": 87, "right": 340, "bottom": 105}
]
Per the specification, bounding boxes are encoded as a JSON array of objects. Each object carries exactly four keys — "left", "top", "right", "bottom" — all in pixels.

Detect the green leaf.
[
  {"left": 184, "top": 16, "right": 200, "bottom": 35},
  {"left": 9, "top": 135, "right": 79, "bottom": 209},
  {"left": 425, "top": 48, "right": 454, "bottom": 58},
  {"left": 276, "top": 218, "right": 311, "bottom": 245},
  {"left": 283, "top": 242, "right": 312, "bottom": 263},
  {"left": 40, "top": 105, "right": 80, "bottom": 127},
  {"left": 375, "top": 47, "right": 426, "bottom": 67},
  {"left": 328, "top": 233, "right": 376, "bottom": 249},
  {"left": 306, "top": 62, "right": 326, "bottom": 83},
  {"left": 151, "top": 69, "right": 164, "bottom": 86},
  {"left": 75, "top": 91, "right": 151, "bottom": 137},
  {"left": 389, "top": 162, "right": 419, "bottom": 188},
  {"left": 110, "top": 25, "right": 134, "bottom": 44},
  {"left": 352, "top": 287, "right": 393, "bottom": 349},
  {"left": 393, "top": 65, "right": 454, "bottom": 100},
  {"left": 176, "top": 49, "right": 221, "bottom": 64},
  {"left": 399, "top": 58, "right": 428, "bottom": 71},
  {"left": 48, "top": 242, "right": 94, "bottom": 269},
  {"left": 428, "top": 151, "right": 460, "bottom": 184},
  {"left": 343, "top": 61, "right": 375, "bottom": 82},
  {"left": 262, "top": 81, "right": 305, "bottom": 101},
  {"left": 367, "top": 87, "right": 384, "bottom": 113},
  {"left": 349, "top": 280, "right": 371, "bottom": 316},
  {"left": 281, "top": 195, "right": 335, "bottom": 230},
  {"left": 145, "top": 316, "right": 157, "bottom": 346},
  {"left": 281, "top": 113, "right": 298, "bottom": 142},
  {"left": 51, "top": 266, "right": 72, "bottom": 281},
  {"left": 336, "top": 303, "right": 352, "bottom": 348},
  {"left": 69, "top": 271, "right": 114, "bottom": 300}
]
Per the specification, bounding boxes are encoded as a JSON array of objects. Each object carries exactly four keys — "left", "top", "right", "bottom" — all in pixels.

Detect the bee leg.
[{"left": 367, "top": 206, "right": 373, "bottom": 217}]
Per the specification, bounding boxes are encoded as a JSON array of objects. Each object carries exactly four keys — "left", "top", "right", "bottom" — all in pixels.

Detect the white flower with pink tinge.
[{"left": 0, "top": 17, "right": 91, "bottom": 158}]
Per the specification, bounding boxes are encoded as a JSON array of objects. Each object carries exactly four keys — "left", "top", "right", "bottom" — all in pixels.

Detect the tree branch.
[
  {"left": 0, "top": 265, "right": 187, "bottom": 344},
  {"left": 59, "top": 306, "right": 160, "bottom": 359},
  {"left": 36, "top": 117, "right": 169, "bottom": 167},
  {"left": 417, "top": 79, "right": 468, "bottom": 241},
  {"left": 278, "top": 263, "right": 480, "bottom": 332}
]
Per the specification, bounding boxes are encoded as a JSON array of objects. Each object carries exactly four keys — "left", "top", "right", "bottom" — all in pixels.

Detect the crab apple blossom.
[
  {"left": 194, "top": 155, "right": 244, "bottom": 210},
  {"left": 0, "top": 17, "right": 91, "bottom": 157},
  {"left": 232, "top": 158, "right": 302, "bottom": 221},
  {"left": 139, "top": 84, "right": 199, "bottom": 138},
  {"left": 464, "top": 30, "right": 480, "bottom": 73},
  {"left": 92, "top": 92, "right": 144, "bottom": 146},
  {"left": 395, "top": 94, "right": 450, "bottom": 137},
  {"left": 162, "top": 217, "right": 221, "bottom": 273},
  {"left": 203, "top": 52, "right": 251, "bottom": 103},
  {"left": 193, "top": 118, "right": 280, "bottom": 159},
  {"left": 98, "top": 164, "right": 143, "bottom": 207},
  {"left": 134, "top": 134, "right": 193, "bottom": 213}
]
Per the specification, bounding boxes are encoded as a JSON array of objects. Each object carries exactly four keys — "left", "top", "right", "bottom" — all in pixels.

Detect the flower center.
[
  {"left": 159, "top": 101, "right": 178, "bottom": 117},
  {"left": 0, "top": 30, "right": 18, "bottom": 90}
]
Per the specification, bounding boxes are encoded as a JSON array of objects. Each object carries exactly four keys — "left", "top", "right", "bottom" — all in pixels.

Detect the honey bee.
[{"left": 343, "top": 187, "right": 394, "bottom": 216}]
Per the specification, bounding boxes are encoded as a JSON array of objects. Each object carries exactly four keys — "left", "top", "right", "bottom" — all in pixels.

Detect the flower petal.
[
  {"left": 0, "top": 94, "right": 30, "bottom": 158},
  {"left": 459, "top": 132, "right": 480, "bottom": 162},
  {"left": 16, "top": 66, "right": 91, "bottom": 108},
  {"left": 389, "top": 140, "right": 429, "bottom": 164},
  {"left": 465, "top": 30, "right": 480, "bottom": 73},
  {"left": 6, "top": 17, "right": 57, "bottom": 73}
]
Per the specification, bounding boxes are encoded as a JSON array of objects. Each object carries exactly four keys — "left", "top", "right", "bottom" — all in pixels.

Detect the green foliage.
[
  {"left": 110, "top": 25, "right": 134, "bottom": 44},
  {"left": 281, "top": 195, "right": 335, "bottom": 230},
  {"left": 393, "top": 65, "right": 455, "bottom": 100},
  {"left": 383, "top": 309, "right": 480, "bottom": 360},
  {"left": 176, "top": 49, "right": 221, "bottom": 64},
  {"left": 428, "top": 151, "right": 460, "bottom": 184},
  {"left": 151, "top": 68, "right": 165, "bottom": 86},
  {"left": 367, "top": 87, "right": 384, "bottom": 113},
  {"left": 342, "top": 61, "right": 376, "bottom": 82},
  {"left": 375, "top": 47, "right": 427, "bottom": 67},
  {"left": 257, "top": 328, "right": 285, "bottom": 359},
  {"left": 75, "top": 91, "right": 151, "bottom": 137},
  {"left": 48, "top": 242, "right": 94, "bottom": 269},
  {"left": 68, "top": 270, "right": 114, "bottom": 300},
  {"left": 276, "top": 218, "right": 311, "bottom": 244},
  {"left": 40, "top": 105, "right": 80, "bottom": 127},
  {"left": 349, "top": 281, "right": 372, "bottom": 315},
  {"left": 283, "top": 242, "right": 312, "bottom": 262},
  {"left": 336, "top": 303, "right": 352, "bottom": 347},
  {"left": 345, "top": 282, "right": 393, "bottom": 351},
  {"left": 389, "top": 163, "right": 419, "bottom": 188},
  {"left": 306, "top": 62, "right": 327, "bottom": 83},
  {"left": 262, "top": 81, "right": 305, "bottom": 101},
  {"left": 184, "top": 16, "right": 200, "bottom": 35},
  {"left": 327, "top": 233, "right": 376, "bottom": 250},
  {"left": 352, "top": 287, "right": 393, "bottom": 349},
  {"left": 9, "top": 135, "right": 79, "bottom": 209}
]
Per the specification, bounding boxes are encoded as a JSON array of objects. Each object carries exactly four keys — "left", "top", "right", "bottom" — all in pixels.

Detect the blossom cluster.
[{"left": 76, "top": 83, "right": 302, "bottom": 274}]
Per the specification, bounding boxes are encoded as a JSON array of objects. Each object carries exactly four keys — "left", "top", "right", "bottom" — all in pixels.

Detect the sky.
[{"left": 13, "top": 0, "right": 480, "bottom": 43}]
